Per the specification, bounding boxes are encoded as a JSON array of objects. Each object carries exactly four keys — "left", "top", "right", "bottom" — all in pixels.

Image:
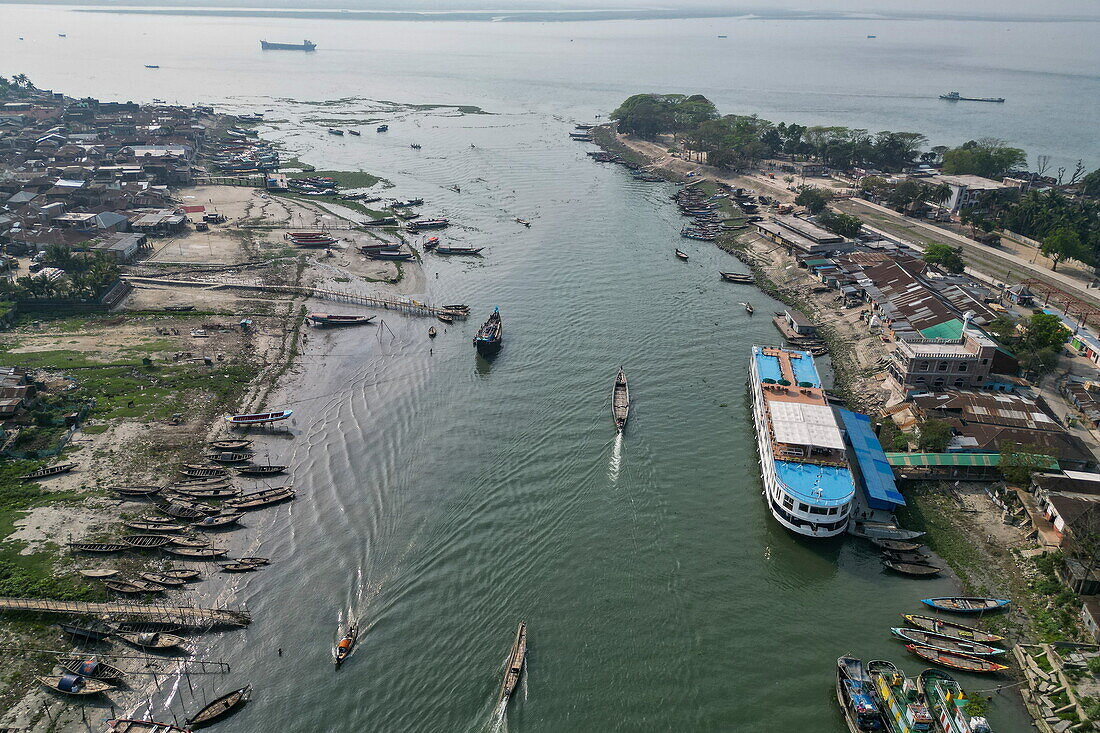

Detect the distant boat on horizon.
[
  {"left": 867, "top": 34, "right": 877, "bottom": 38},
  {"left": 260, "top": 39, "right": 317, "bottom": 51},
  {"left": 939, "top": 91, "right": 1004, "bottom": 103},
  {"left": 145, "top": 65, "right": 160, "bottom": 69}
]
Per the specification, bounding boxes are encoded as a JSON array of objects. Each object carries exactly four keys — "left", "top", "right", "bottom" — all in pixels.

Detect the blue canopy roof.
[{"left": 838, "top": 408, "right": 905, "bottom": 509}]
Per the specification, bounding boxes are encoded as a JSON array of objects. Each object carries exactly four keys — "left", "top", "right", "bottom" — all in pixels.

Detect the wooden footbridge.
[
  {"left": 0, "top": 597, "right": 251, "bottom": 629},
  {"left": 124, "top": 276, "right": 469, "bottom": 319}
]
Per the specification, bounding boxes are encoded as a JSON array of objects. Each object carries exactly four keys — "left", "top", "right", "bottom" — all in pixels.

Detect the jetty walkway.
[{"left": 0, "top": 597, "right": 251, "bottom": 629}]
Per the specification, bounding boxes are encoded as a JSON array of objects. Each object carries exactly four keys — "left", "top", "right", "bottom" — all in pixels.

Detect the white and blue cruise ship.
[{"left": 750, "top": 346, "right": 855, "bottom": 538}]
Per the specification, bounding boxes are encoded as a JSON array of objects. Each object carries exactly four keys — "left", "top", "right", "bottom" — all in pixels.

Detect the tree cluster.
[
  {"left": 941, "top": 138, "right": 1027, "bottom": 179},
  {"left": 816, "top": 211, "right": 862, "bottom": 238},
  {"left": 0, "top": 245, "right": 121, "bottom": 301},
  {"left": 987, "top": 312, "right": 1071, "bottom": 380},
  {"left": 0, "top": 74, "right": 35, "bottom": 98},
  {"left": 921, "top": 244, "right": 966, "bottom": 274},
  {"left": 966, "top": 190, "right": 1100, "bottom": 267}
]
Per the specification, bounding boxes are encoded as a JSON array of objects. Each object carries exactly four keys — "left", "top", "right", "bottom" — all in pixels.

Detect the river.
[{"left": 2, "top": 4, "right": 1075, "bottom": 730}]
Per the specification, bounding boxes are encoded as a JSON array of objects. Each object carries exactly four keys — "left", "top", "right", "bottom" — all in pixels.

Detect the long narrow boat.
[
  {"left": 872, "top": 538, "right": 923, "bottom": 552},
  {"left": 209, "top": 439, "right": 253, "bottom": 451},
  {"left": 70, "top": 542, "right": 128, "bottom": 554},
  {"left": 903, "top": 614, "right": 1004, "bottom": 643},
  {"left": 235, "top": 464, "right": 287, "bottom": 476},
  {"left": 433, "top": 246, "right": 484, "bottom": 255},
  {"left": 612, "top": 367, "right": 629, "bottom": 432},
  {"left": 918, "top": 669, "right": 993, "bottom": 733},
  {"left": 883, "top": 550, "right": 931, "bottom": 564},
  {"left": 116, "top": 631, "right": 187, "bottom": 650},
  {"left": 335, "top": 626, "right": 358, "bottom": 667},
  {"left": 164, "top": 546, "right": 228, "bottom": 559},
  {"left": 867, "top": 659, "right": 934, "bottom": 732},
  {"left": 364, "top": 250, "right": 414, "bottom": 261},
  {"left": 835, "top": 656, "right": 885, "bottom": 733},
  {"left": 105, "top": 579, "right": 166, "bottom": 594},
  {"left": 38, "top": 674, "right": 115, "bottom": 696},
  {"left": 174, "top": 476, "right": 232, "bottom": 487},
  {"left": 225, "top": 410, "right": 293, "bottom": 426},
  {"left": 720, "top": 272, "right": 753, "bottom": 283},
  {"left": 161, "top": 568, "right": 202, "bottom": 581},
  {"left": 219, "top": 561, "right": 260, "bottom": 572},
  {"left": 121, "top": 535, "right": 174, "bottom": 549},
  {"left": 173, "top": 486, "right": 241, "bottom": 500},
  {"left": 79, "top": 568, "right": 119, "bottom": 579},
  {"left": 179, "top": 467, "right": 228, "bottom": 479},
  {"left": 205, "top": 451, "right": 251, "bottom": 464},
  {"left": 125, "top": 520, "right": 185, "bottom": 533},
  {"left": 113, "top": 486, "right": 162, "bottom": 498},
  {"left": 106, "top": 720, "right": 192, "bottom": 733},
  {"left": 308, "top": 313, "right": 376, "bottom": 326},
  {"left": 193, "top": 513, "right": 243, "bottom": 529},
  {"left": 168, "top": 536, "right": 214, "bottom": 548},
  {"left": 499, "top": 622, "right": 527, "bottom": 704},
  {"left": 186, "top": 685, "right": 251, "bottom": 728},
  {"left": 905, "top": 644, "right": 1008, "bottom": 673},
  {"left": 59, "top": 622, "right": 113, "bottom": 642},
  {"left": 21, "top": 463, "right": 76, "bottom": 481},
  {"left": 225, "top": 487, "right": 296, "bottom": 510},
  {"left": 140, "top": 572, "right": 187, "bottom": 587},
  {"left": 56, "top": 656, "right": 127, "bottom": 683},
  {"left": 884, "top": 560, "right": 942, "bottom": 576},
  {"left": 158, "top": 503, "right": 207, "bottom": 520},
  {"left": 473, "top": 307, "right": 503, "bottom": 356},
  {"left": 891, "top": 627, "right": 1005, "bottom": 656},
  {"left": 921, "top": 597, "right": 1009, "bottom": 614}
]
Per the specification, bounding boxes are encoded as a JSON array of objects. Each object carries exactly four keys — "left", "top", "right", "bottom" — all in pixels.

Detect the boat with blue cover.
[
  {"left": 750, "top": 346, "right": 855, "bottom": 538},
  {"left": 835, "top": 656, "right": 885, "bottom": 732},
  {"left": 920, "top": 597, "right": 1009, "bottom": 613},
  {"left": 473, "top": 307, "right": 503, "bottom": 355}
]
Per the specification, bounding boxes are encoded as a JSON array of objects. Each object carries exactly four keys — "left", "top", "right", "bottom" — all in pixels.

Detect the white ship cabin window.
[
  {"left": 783, "top": 495, "right": 794, "bottom": 510},
  {"left": 798, "top": 502, "right": 810, "bottom": 512},
  {"left": 828, "top": 507, "right": 839, "bottom": 515},
  {"left": 809, "top": 505, "right": 830, "bottom": 515}
]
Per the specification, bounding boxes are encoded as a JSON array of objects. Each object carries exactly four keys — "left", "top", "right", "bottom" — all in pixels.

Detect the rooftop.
[{"left": 775, "top": 461, "right": 854, "bottom": 506}]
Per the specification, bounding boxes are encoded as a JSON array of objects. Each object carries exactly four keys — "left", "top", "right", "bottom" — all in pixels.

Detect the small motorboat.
[
  {"left": 473, "top": 307, "right": 503, "bottom": 356},
  {"left": 903, "top": 614, "right": 1004, "bottom": 643},
  {"left": 38, "top": 674, "right": 115, "bottom": 696},
  {"left": 905, "top": 644, "right": 1009, "bottom": 673},
  {"left": 428, "top": 327, "right": 437, "bottom": 339},
  {"left": 422, "top": 237, "right": 440, "bottom": 249},
  {"left": 327, "top": 128, "right": 344, "bottom": 136},
  {"left": 674, "top": 249, "right": 689, "bottom": 260},
  {"left": 498, "top": 622, "right": 527, "bottom": 704},
  {"left": 437, "top": 313, "right": 455, "bottom": 324},
  {"left": 516, "top": 218, "right": 531, "bottom": 227},
  {"left": 348, "top": 129, "right": 361, "bottom": 136},
  {"left": 433, "top": 246, "right": 484, "bottom": 255},
  {"left": 921, "top": 597, "right": 1010, "bottom": 613},
  {"left": 376, "top": 124, "right": 388, "bottom": 132},
  {"left": 891, "top": 627, "right": 1006, "bottom": 656},
  {"left": 335, "top": 626, "right": 358, "bottom": 667},
  {"left": 186, "top": 685, "right": 251, "bottom": 728},
  {"left": 612, "top": 367, "right": 629, "bottom": 432}
]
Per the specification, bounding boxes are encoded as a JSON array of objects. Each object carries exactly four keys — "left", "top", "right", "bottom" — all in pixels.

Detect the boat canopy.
[
  {"left": 768, "top": 401, "right": 845, "bottom": 450},
  {"left": 838, "top": 409, "right": 905, "bottom": 509},
  {"left": 58, "top": 674, "right": 83, "bottom": 692},
  {"left": 77, "top": 659, "right": 99, "bottom": 676}
]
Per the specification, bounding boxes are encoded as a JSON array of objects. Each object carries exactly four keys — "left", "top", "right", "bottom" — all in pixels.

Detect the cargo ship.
[
  {"left": 749, "top": 346, "right": 855, "bottom": 538},
  {"left": 939, "top": 91, "right": 1004, "bottom": 103},
  {"left": 260, "top": 40, "right": 317, "bottom": 51}
]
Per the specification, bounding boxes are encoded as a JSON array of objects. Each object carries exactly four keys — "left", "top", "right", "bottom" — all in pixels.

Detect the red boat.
[{"left": 225, "top": 410, "right": 293, "bottom": 426}]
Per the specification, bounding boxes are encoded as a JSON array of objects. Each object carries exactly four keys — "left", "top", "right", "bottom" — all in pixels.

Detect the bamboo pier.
[{"left": 0, "top": 597, "right": 250, "bottom": 629}]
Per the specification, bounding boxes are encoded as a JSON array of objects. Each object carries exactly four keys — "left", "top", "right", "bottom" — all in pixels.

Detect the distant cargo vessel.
[
  {"left": 939, "top": 91, "right": 1004, "bottom": 103},
  {"left": 260, "top": 40, "right": 317, "bottom": 51},
  {"left": 749, "top": 346, "right": 855, "bottom": 538}
]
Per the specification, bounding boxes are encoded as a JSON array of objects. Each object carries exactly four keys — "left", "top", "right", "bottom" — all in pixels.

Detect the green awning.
[
  {"left": 886, "top": 452, "right": 1059, "bottom": 469},
  {"left": 918, "top": 319, "right": 964, "bottom": 340}
]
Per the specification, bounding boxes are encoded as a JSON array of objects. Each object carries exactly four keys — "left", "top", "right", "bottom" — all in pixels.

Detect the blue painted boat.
[{"left": 920, "top": 597, "right": 1009, "bottom": 613}]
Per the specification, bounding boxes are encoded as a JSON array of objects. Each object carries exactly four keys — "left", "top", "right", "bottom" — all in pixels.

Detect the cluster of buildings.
[{"left": 0, "top": 90, "right": 215, "bottom": 263}]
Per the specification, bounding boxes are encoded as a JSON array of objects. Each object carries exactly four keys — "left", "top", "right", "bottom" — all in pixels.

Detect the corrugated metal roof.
[
  {"left": 886, "top": 452, "right": 1060, "bottom": 469},
  {"left": 769, "top": 401, "right": 846, "bottom": 450}
]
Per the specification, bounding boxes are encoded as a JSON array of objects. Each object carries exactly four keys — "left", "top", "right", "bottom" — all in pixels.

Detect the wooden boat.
[
  {"left": 835, "top": 656, "right": 885, "bottom": 733},
  {"left": 235, "top": 464, "right": 287, "bottom": 476},
  {"left": 113, "top": 486, "right": 162, "bottom": 498},
  {"left": 882, "top": 550, "right": 930, "bottom": 564},
  {"left": 115, "top": 621, "right": 181, "bottom": 635},
  {"left": 186, "top": 685, "right": 251, "bottom": 728},
  {"left": 56, "top": 656, "right": 126, "bottom": 683},
  {"left": 79, "top": 568, "right": 119, "bottom": 579},
  {"left": 364, "top": 250, "right": 414, "bottom": 261},
  {"left": 38, "top": 674, "right": 115, "bottom": 696},
  {"left": 106, "top": 720, "right": 191, "bottom": 733},
  {"left": 407, "top": 218, "right": 449, "bottom": 230},
  {"left": 59, "top": 622, "right": 114, "bottom": 642},
  {"left": 376, "top": 124, "right": 388, "bottom": 132},
  {"left": 516, "top": 218, "right": 532, "bottom": 227},
  {"left": 308, "top": 313, "right": 376, "bottom": 327},
  {"left": 165, "top": 498, "right": 220, "bottom": 514},
  {"left": 105, "top": 579, "right": 166, "bottom": 594},
  {"left": 871, "top": 538, "right": 922, "bottom": 552},
  {"left": 116, "top": 631, "right": 187, "bottom": 650},
  {"left": 328, "top": 128, "right": 344, "bottom": 136},
  {"left": 433, "top": 246, "right": 483, "bottom": 255},
  {"left": 225, "top": 410, "right": 293, "bottom": 426},
  {"left": 163, "top": 304, "right": 193, "bottom": 311},
  {"left": 349, "top": 129, "right": 361, "bottom": 136},
  {"left": 220, "top": 561, "right": 260, "bottom": 572},
  {"left": 918, "top": 668, "right": 992, "bottom": 733},
  {"left": 891, "top": 627, "right": 1005, "bottom": 656},
  {"left": 921, "top": 597, "right": 1010, "bottom": 613},
  {"left": 205, "top": 451, "right": 251, "bottom": 463},
  {"left": 236, "top": 556, "right": 270, "bottom": 566},
  {"left": 719, "top": 272, "right": 753, "bottom": 283},
  {"left": 437, "top": 313, "right": 454, "bottom": 324},
  {"left": 179, "top": 466, "right": 228, "bottom": 479},
  {"left": 498, "top": 622, "right": 527, "bottom": 703},
  {"left": 410, "top": 143, "right": 422, "bottom": 149},
  {"left": 473, "top": 307, "right": 503, "bottom": 355},
  {"left": 21, "top": 463, "right": 76, "bottom": 481},
  {"left": 335, "top": 625, "right": 357, "bottom": 667},
  {"left": 209, "top": 439, "right": 252, "bottom": 451},
  {"left": 903, "top": 614, "right": 1004, "bottom": 643},
  {"left": 867, "top": 659, "right": 934, "bottom": 730},
  {"left": 139, "top": 572, "right": 187, "bottom": 587},
  {"left": 124, "top": 520, "right": 184, "bottom": 533},
  {"left": 158, "top": 503, "right": 207, "bottom": 520},
  {"left": 192, "top": 513, "right": 243, "bottom": 529},
  {"left": 226, "top": 487, "right": 296, "bottom": 510},
  {"left": 883, "top": 559, "right": 941, "bottom": 576},
  {"left": 173, "top": 486, "right": 241, "bottom": 500},
  {"left": 174, "top": 476, "right": 232, "bottom": 487},
  {"left": 905, "top": 644, "right": 1008, "bottom": 673},
  {"left": 165, "top": 546, "right": 228, "bottom": 559},
  {"left": 428, "top": 327, "right": 437, "bottom": 338},
  {"left": 612, "top": 367, "right": 629, "bottom": 432},
  {"left": 121, "top": 534, "right": 174, "bottom": 549},
  {"left": 745, "top": 303, "right": 754, "bottom": 315},
  {"left": 442, "top": 304, "right": 470, "bottom": 315},
  {"left": 168, "top": 536, "right": 212, "bottom": 548},
  {"left": 674, "top": 249, "right": 689, "bottom": 260},
  {"left": 70, "top": 542, "right": 128, "bottom": 554},
  {"left": 363, "top": 216, "right": 398, "bottom": 226}
]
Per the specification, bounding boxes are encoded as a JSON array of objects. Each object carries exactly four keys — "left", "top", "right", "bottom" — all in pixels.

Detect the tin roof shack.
[
  {"left": 910, "top": 390, "right": 1061, "bottom": 432},
  {"left": 130, "top": 209, "right": 187, "bottom": 236},
  {"left": 89, "top": 232, "right": 147, "bottom": 263},
  {"left": 753, "top": 215, "right": 854, "bottom": 256},
  {"left": 1063, "top": 379, "right": 1100, "bottom": 427}
]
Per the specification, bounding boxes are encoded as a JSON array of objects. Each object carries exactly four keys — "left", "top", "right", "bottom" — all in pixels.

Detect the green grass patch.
[
  {"left": 80, "top": 424, "right": 108, "bottom": 435},
  {"left": 287, "top": 169, "right": 387, "bottom": 190},
  {"left": 894, "top": 486, "right": 983, "bottom": 585}
]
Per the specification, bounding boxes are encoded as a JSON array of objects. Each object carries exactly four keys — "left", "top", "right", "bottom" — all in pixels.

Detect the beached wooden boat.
[
  {"left": 364, "top": 249, "right": 414, "bottom": 261},
  {"left": 499, "top": 622, "right": 527, "bottom": 703},
  {"left": 174, "top": 476, "right": 231, "bottom": 487},
  {"left": 21, "top": 463, "right": 76, "bottom": 481},
  {"left": 921, "top": 597, "right": 1010, "bottom": 613},
  {"left": 891, "top": 627, "right": 1005, "bottom": 656},
  {"left": 164, "top": 546, "right": 228, "bottom": 559},
  {"left": 612, "top": 367, "right": 629, "bottom": 432},
  {"left": 433, "top": 246, "right": 484, "bottom": 255},
  {"left": 38, "top": 674, "right": 115, "bottom": 696},
  {"left": 209, "top": 439, "right": 253, "bottom": 451},
  {"left": 308, "top": 313, "right": 376, "bottom": 327},
  {"left": 186, "top": 685, "right": 251, "bottom": 728},
  {"left": 59, "top": 622, "right": 113, "bottom": 642},
  {"left": 905, "top": 644, "right": 1008, "bottom": 673},
  {"left": 121, "top": 534, "right": 174, "bottom": 549},
  {"left": 871, "top": 538, "right": 923, "bottom": 552},
  {"left": 179, "top": 466, "right": 228, "bottom": 479},
  {"left": 226, "top": 487, "right": 296, "bottom": 510},
  {"left": 113, "top": 486, "right": 162, "bottom": 498},
  {"left": 335, "top": 625, "right": 357, "bottom": 667},
  {"left": 105, "top": 579, "right": 166, "bottom": 594},
  {"left": 883, "top": 559, "right": 941, "bottom": 576},
  {"left": 674, "top": 249, "right": 688, "bottom": 260},
  {"left": 225, "top": 410, "right": 293, "bottom": 427},
  {"left": 882, "top": 549, "right": 930, "bottom": 564},
  {"left": 720, "top": 272, "right": 753, "bottom": 283},
  {"left": 115, "top": 621, "right": 182, "bottom": 635},
  {"left": 167, "top": 536, "right": 212, "bottom": 548},
  {"left": 56, "top": 655, "right": 126, "bottom": 683},
  {"left": 219, "top": 561, "right": 260, "bottom": 572},
  {"left": 236, "top": 556, "right": 270, "bottom": 566},
  {"left": 78, "top": 568, "right": 119, "bottom": 579},
  {"left": 835, "top": 656, "right": 885, "bottom": 733},
  {"left": 173, "top": 486, "right": 241, "bottom": 500},
  {"left": 124, "top": 520, "right": 184, "bottom": 533},
  {"left": 193, "top": 513, "right": 243, "bottom": 529},
  {"left": 903, "top": 614, "right": 1004, "bottom": 643},
  {"left": 235, "top": 464, "right": 287, "bottom": 476},
  {"left": 157, "top": 503, "right": 207, "bottom": 520},
  {"left": 205, "top": 451, "right": 251, "bottom": 464},
  {"left": 116, "top": 631, "right": 187, "bottom": 650},
  {"left": 70, "top": 542, "right": 129, "bottom": 554},
  {"left": 106, "top": 720, "right": 191, "bottom": 733},
  {"left": 139, "top": 572, "right": 187, "bottom": 587}
]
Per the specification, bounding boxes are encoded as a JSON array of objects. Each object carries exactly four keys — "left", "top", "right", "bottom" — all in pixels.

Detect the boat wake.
[
  {"left": 608, "top": 432, "right": 623, "bottom": 482},
  {"left": 486, "top": 697, "right": 509, "bottom": 733}
]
